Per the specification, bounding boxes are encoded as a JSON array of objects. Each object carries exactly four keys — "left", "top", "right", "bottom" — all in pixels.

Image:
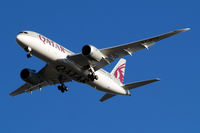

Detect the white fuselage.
[{"left": 16, "top": 31, "right": 129, "bottom": 95}]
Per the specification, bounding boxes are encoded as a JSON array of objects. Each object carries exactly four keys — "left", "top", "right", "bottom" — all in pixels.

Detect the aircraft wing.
[
  {"left": 68, "top": 28, "right": 190, "bottom": 70},
  {"left": 10, "top": 65, "right": 71, "bottom": 96},
  {"left": 100, "top": 28, "right": 190, "bottom": 61}
]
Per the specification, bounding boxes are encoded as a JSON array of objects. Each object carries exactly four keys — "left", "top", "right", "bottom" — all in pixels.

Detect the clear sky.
[{"left": 0, "top": 0, "right": 199, "bottom": 133}]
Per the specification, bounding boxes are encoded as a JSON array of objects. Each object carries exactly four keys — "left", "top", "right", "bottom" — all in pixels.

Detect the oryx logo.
[{"left": 114, "top": 63, "right": 125, "bottom": 83}]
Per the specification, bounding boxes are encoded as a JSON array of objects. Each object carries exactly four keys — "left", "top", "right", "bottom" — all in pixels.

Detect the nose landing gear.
[
  {"left": 25, "top": 47, "right": 32, "bottom": 58},
  {"left": 27, "top": 53, "right": 32, "bottom": 58}
]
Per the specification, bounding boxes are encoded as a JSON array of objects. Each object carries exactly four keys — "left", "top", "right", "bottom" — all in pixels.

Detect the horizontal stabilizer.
[
  {"left": 123, "top": 78, "right": 160, "bottom": 90},
  {"left": 100, "top": 79, "right": 160, "bottom": 102},
  {"left": 100, "top": 93, "right": 115, "bottom": 102}
]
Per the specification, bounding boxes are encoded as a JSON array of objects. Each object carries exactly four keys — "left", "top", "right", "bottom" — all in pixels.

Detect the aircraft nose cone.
[
  {"left": 16, "top": 31, "right": 31, "bottom": 48},
  {"left": 16, "top": 34, "right": 23, "bottom": 43}
]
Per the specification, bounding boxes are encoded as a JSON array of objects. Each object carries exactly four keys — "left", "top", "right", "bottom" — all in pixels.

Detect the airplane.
[{"left": 10, "top": 28, "right": 190, "bottom": 102}]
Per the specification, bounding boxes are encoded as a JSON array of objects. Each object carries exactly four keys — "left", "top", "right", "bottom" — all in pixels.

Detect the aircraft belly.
[{"left": 49, "top": 58, "right": 88, "bottom": 83}]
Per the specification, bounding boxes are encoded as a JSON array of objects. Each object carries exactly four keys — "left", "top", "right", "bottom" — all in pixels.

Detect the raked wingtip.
[
  {"left": 182, "top": 28, "right": 191, "bottom": 31},
  {"left": 155, "top": 78, "right": 160, "bottom": 81}
]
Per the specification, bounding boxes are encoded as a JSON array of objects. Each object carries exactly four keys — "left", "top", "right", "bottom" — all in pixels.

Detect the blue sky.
[{"left": 0, "top": 0, "right": 199, "bottom": 132}]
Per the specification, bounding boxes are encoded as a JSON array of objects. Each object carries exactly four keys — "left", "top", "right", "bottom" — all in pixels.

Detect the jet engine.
[
  {"left": 82, "top": 45, "right": 105, "bottom": 61},
  {"left": 20, "top": 68, "right": 42, "bottom": 85}
]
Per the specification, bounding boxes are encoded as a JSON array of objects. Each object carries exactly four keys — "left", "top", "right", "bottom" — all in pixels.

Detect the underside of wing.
[
  {"left": 10, "top": 83, "right": 32, "bottom": 96},
  {"left": 68, "top": 54, "right": 110, "bottom": 71},
  {"left": 10, "top": 79, "right": 69, "bottom": 96},
  {"left": 10, "top": 64, "right": 71, "bottom": 96},
  {"left": 67, "top": 54, "right": 90, "bottom": 67}
]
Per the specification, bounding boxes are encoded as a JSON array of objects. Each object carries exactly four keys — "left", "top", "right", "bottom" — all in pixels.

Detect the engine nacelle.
[
  {"left": 20, "top": 68, "right": 41, "bottom": 85},
  {"left": 82, "top": 45, "right": 105, "bottom": 61}
]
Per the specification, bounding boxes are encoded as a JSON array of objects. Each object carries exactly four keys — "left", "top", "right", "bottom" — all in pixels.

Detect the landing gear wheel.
[
  {"left": 25, "top": 47, "right": 32, "bottom": 58},
  {"left": 94, "top": 75, "right": 98, "bottom": 80},
  {"left": 62, "top": 84, "right": 68, "bottom": 92},
  {"left": 64, "top": 86, "right": 68, "bottom": 91},
  {"left": 58, "top": 85, "right": 62, "bottom": 90},
  {"left": 61, "top": 89, "right": 65, "bottom": 93},
  {"left": 88, "top": 73, "right": 98, "bottom": 81},
  {"left": 27, "top": 53, "right": 32, "bottom": 58},
  {"left": 58, "top": 84, "right": 68, "bottom": 93}
]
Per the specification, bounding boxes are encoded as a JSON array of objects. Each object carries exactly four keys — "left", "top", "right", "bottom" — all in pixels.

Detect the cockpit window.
[{"left": 19, "top": 31, "right": 28, "bottom": 34}]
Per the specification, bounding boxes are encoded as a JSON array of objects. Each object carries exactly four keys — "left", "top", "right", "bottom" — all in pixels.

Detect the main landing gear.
[
  {"left": 58, "top": 83, "right": 68, "bottom": 93},
  {"left": 87, "top": 66, "right": 98, "bottom": 81},
  {"left": 88, "top": 72, "right": 98, "bottom": 81}
]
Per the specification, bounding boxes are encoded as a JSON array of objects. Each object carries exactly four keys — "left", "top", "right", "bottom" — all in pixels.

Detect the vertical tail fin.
[{"left": 111, "top": 58, "right": 126, "bottom": 84}]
